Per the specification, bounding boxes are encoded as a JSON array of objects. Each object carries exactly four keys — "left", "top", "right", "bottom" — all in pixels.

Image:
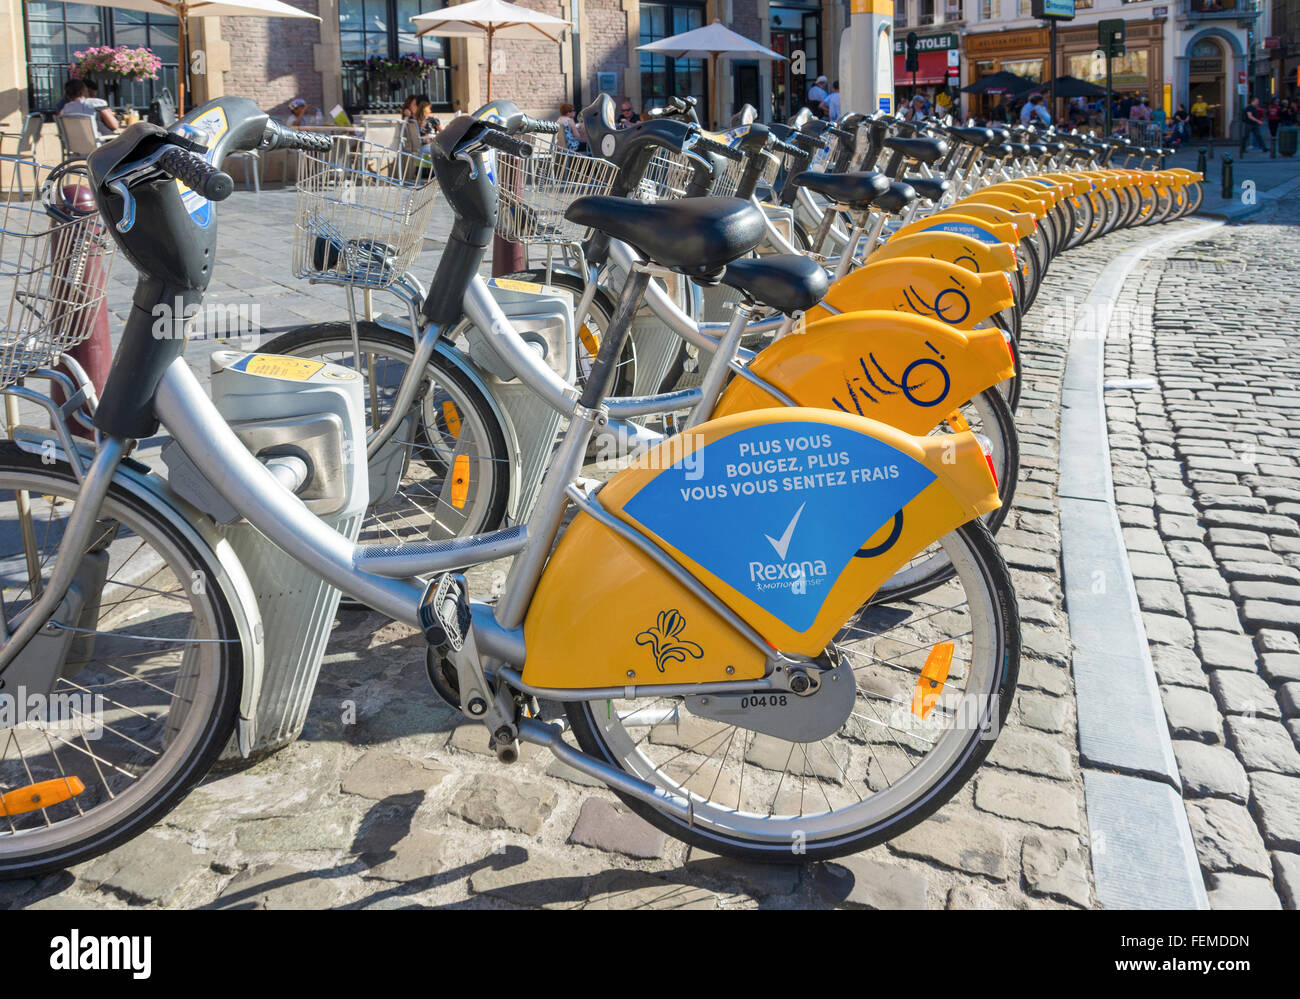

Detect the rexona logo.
[
  {"left": 622, "top": 421, "right": 936, "bottom": 631},
  {"left": 749, "top": 502, "right": 829, "bottom": 591},
  {"left": 50, "top": 931, "right": 151, "bottom": 979}
]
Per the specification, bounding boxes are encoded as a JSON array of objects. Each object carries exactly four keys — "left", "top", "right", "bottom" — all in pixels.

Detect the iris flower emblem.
[{"left": 636, "top": 610, "right": 704, "bottom": 673}]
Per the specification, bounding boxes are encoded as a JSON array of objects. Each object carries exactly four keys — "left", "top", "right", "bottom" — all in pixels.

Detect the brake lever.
[{"left": 104, "top": 145, "right": 180, "bottom": 233}]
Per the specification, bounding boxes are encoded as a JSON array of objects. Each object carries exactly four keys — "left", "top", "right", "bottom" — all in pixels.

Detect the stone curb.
[
  {"left": 1197, "top": 170, "right": 1300, "bottom": 222},
  {"left": 1057, "top": 219, "right": 1222, "bottom": 910}
]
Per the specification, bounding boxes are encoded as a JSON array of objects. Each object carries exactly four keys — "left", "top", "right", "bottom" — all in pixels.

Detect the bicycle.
[{"left": 0, "top": 97, "right": 1020, "bottom": 873}]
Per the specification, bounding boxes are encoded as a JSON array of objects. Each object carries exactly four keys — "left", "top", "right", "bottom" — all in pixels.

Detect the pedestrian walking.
[{"left": 1243, "top": 97, "right": 1269, "bottom": 152}]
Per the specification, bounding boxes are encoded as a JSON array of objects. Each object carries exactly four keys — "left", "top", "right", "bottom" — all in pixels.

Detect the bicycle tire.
[
  {"left": 0, "top": 443, "right": 243, "bottom": 879},
  {"left": 564, "top": 518, "right": 1020, "bottom": 863}
]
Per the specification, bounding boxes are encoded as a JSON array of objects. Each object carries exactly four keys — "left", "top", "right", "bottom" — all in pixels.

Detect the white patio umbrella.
[
  {"left": 638, "top": 19, "right": 785, "bottom": 129},
  {"left": 82, "top": 0, "right": 320, "bottom": 114},
  {"left": 411, "top": 0, "right": 570, "bottom": 101}
]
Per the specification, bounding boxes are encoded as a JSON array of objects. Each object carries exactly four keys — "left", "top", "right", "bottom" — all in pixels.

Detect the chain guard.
[{"left": 683, "top": 660, "right": 855, "bottom": 743}]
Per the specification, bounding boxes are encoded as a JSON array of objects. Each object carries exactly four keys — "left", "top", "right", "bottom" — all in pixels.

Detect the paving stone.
[
  {"left": 1209, "top": 670, "right": 1282, "bottom": 720},
  {"left": 580, "top": 871, "right": 718, "bottom": 910},
  {"left": 467, "top": 851, "right": 600, "bottom": 909},
  {"left": 1021, "top": 626, "right": 1071, "bottom": 665},
  {"left": 1278, "top": 682, "right": 1300, "bottom": 719},
  {"left": 1257, "top": 629, "right": 1300, "bottom": 654},
  {"left": 890, "top": 812, "right": 1007, "bottom": 878},
  {"left": 1231, "top": 580, "right": 1300, "bottom": 605},
  {"left": 684, "top": 851, "right": 801, "bottom": 898},
  {"left": 1021, "top": 833, "right": 1091, "bottom": 907},
  {"left": 1197, "top": 631, "right": 1259, "bottom": 672},
  {"left": 1221, "top": 560, "right": 1300, "bottom": 584},
  {"left": 448, "top": 777, "right": 558, "bottom": 836},
  {"left": 1203, "top": 510, "right": 1300, "bottom": 535},
  {"left": 1216, "top": 546, "right": 1284, "bottom": 565},
  {"left": 1242, "top": 600, "right": 1300, "bottom": 631},
  {"left": 1150, "top": 645, "right": 1210, "bottom": 689},
  {"left": 1172, "top": 741, "right": 1250, "bottom": 803},
  {"left": 1226, "top": 717, "right": 1300, "bottom": 776},
  {"left": 1123, "top": 527, "right": 1167, "bottom": 554},
  {"left": 1272, "top": 851, "right": 1300, "bottom": 909},
  {"left": 1261, "top": 653, "right": 1300, "bottom": 685},
  {"left": 973, "top": 773, "right": 1081, "bottom": 832},
  {"left": 1135, "top": 579, "right": 1187, "bottom": 615},
  {"left": 211, "top": 863, "right": 344, "bottom": 910},
  {"left": 1186, "top": 596, "right": 1244, "bottom": 634},
  {"left": 945, "top": 885, "right": 1031, "bottom": 909},
  {"left": 985, "top": 730, "right": 1074, "bottom": 782},
  {"left": 1143, "top": 612, "right": 1195, "bottom": 647},
  {"left": 339, "top": 752, "right": 454, "bottom": 801},
  {"left": 1175, "top": 567, "right": 1231, "bottom": 598},
  {"left": 568, "top": 798, "right": 666, "bottom": 859},
  {"left": 235, "top": 803, "right": 360, "bottom": 854},
  {"left": 1016, "top": 691, "right": 1068, "bottom": 733},
  {"left": 815, "top": 856, "right": 929, "bottom": 909},
  {"left": 1159, "top": 686, "right": 1224, "bottom": 744},
  {"left": 1167, "top": 540, "right": 1217, "bottom": 567},
  {"left": 1205, "top": 872, "right": 1282, "bottom": 910},
  {"left": 1184, "top": 799, "right": 1272, "bottom": 876},
  {"left": 745, "top": 734, "right": 845, "bottom": 781},
  {"left": 83, "top": 833, "right": 201, "bottom": 905},
  {"left": 1127, "top": 551, "right": 1178, "bottom": 581},
  {"left": 360, "top": 829, "right": 450, "bottom": 883}
]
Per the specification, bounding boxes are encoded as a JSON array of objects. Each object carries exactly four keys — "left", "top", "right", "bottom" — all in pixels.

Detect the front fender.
[{"left": 873, "top": 231, "right": 1018, "bottom": 275}]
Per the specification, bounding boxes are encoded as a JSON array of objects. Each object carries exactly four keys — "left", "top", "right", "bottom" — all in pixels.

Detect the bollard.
[
  {"left": 1220, "top": 155, "right": 1234, "bottom": 201},
  {"left": 1271, "top": 131, "right": 1278, "bottom": 159},
  {"left": 1197, "top": 147, "right": 1208, "bottom": 176}
]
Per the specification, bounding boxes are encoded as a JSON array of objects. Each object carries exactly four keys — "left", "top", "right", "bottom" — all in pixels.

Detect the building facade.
[{"left": 3, "top": 0, "right": 855, "bottom": 140}]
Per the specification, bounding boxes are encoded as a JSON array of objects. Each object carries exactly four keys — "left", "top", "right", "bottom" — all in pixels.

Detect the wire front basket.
[
  {"left": 494, "top": 135, "right": 618, "bottom": 245},
  {"left": 634, "top": 146, "right": 744, "bottom": 202},
  {"left": 293, "top": 135, "right": 439, "bottom": 290},
  {"left": 1, "top": 177, "right": 116, "bottom": 391}
]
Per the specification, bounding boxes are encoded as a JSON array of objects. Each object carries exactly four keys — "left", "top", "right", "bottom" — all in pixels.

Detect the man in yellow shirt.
[{"left": 1191, "top": 95, "right": 1210, "bottom": 138}]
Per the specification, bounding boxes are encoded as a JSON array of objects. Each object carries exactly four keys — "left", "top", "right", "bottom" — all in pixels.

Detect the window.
[
  {"left": 981, "top": 0, "right": 1000, "bottom": 20},
  {"left": 1075, "top": 0, "right": 1092, "bottom": 7},
  {"left": 1068, "top": 49, "right": 1149, "bottom": 88},
  {"left": 640, "top": 2, "right": 707, "bottom": 114},
  {"left": 945, "top": 0, "right": 965, "bottom": 20},
  {"left": 340, "top": 0, "right": 452, "bottom": 112},
  {"left": 919, "top": 0, "right": 935, "bottom": 24},
  {"left": 1017, "top": 0, "right": 1032, "bottom": 15},
  {"left": 23, "top": 2, "right": 180, "bottom": 111},
  {"left": 895, "top": 1, "right": 909, "bottom": 28}
]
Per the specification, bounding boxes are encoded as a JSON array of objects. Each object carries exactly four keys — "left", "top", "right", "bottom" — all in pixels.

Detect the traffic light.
[
  {"left": 1099, "top": 19, "right": 1125, "bottom": 58},
  {"left": 905, "top": 32, "right": 919, "bottom": 74}
]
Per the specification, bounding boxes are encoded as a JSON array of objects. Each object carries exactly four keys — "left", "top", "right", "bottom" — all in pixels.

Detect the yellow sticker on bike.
[{"left": 236, "top": 354, "right": 325, "bottom": 381}]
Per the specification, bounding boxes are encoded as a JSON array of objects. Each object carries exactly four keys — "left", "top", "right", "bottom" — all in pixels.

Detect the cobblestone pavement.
[
  {"left": 1103, "top": 198, "right": 1300, "bottom": 910},
  {"left": 0, "top": 188, "right": 1209, "bottom": 910}
]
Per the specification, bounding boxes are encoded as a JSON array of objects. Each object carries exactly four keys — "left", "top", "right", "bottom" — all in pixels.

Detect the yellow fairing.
[
  {"left": 806, "top": 257, "right": 1014, "bottom": 327},
  {"left": 985, "top": 179, "right": 1063, "bottom": 208},
  {"left": 957, "top": 189, "right": 1050, "bottom": 220},
  {"left": 943, "top": 202, "right": 1037, "bottom": 240},
  {"left": 1040, "top": 173, "right": 1093, "bottom": 197},
  {"left": 873, "top": 231, "right": 1018, "bottom": 274},
  {"left": 891, "top": 213, "right": 1021, "bottom": 247},
  {"left": 522, "top": 408, "right": 1000, "bottom": 688},
  {"left": 711, "top": 310, "right": 1015, "bottom": 432}
]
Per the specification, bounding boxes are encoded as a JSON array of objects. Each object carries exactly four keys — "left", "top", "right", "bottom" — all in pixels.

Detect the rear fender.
[
  {"left": 713, "top": 309, "right": 1015, "bottom": 432},
  {"left": 943, "top": 202, "right": 1036, "bottom": 240},
  {"left": 522, "top": 408, "right": 1000, "bottom": 686},
  {"left": 808, "top": 257, "right": 1015, "bottom": 328},
  {"left": 872, "top": 231, "right": 1018, "bottom": 274},
  {"left": 957, "top": 189, "right": 1050, "bottom": 220},
  {"left": 891, "top": 212, "right": 1021, "bottom": 247}
]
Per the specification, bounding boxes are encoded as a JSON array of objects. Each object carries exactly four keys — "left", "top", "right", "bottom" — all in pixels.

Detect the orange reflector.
[
  {"left": 442, "top": 401, "right": 462, "bottom": 439},
  {"left": 579, "top": 324, "right": 600, "bottom": 356},
  {"left": 946, "top": 409, "right": 971, "bottom": 433},
  {"left": 911, "top": 642, "right": 955, "bottom": 719},
  {"left": 451, "top": 454, "right": 469, "bottom": 509},
  {"left": 0, "top": 776, "right": 85, "bottom": 817}
]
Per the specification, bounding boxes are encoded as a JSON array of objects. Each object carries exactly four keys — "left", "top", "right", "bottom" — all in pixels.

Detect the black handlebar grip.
[
  {"left": 481, "top": 129, "right": 533, "bottom": 158},
  {"left": 260, "top": 119, "right": 333, "bottom": 151},
  {"left": 769, "top": 136, "right": 803, "bottom": 158},
  {"left": 690, "top": 133, "right": 743, "bottom": 162},
  {"left": 158, "top": 146, "right": 234, "bottom": 201},
  {"left": 515, "top": 115, "right": 560, "bottom": 136}
]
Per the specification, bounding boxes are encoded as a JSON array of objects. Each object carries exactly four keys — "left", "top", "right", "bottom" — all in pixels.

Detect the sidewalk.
[{"left": 1163, "top": 145, "right": 1300, "bottom": 219}]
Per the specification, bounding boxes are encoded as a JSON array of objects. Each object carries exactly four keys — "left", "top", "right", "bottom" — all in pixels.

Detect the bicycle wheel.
[
  {"left": 0, "top": 443, "right": 242, "bottom": 878},
  {"left": 501, "top": 268, "right": 636, "bottom": 399},
  {"left": 565, "top": 519, "right": 1020, "bottom": 862},
  {"left": 259, "top": 322, "right": 510, "bottom": 546}
]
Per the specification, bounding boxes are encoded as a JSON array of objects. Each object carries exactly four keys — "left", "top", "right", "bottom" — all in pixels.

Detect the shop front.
[
  {"left": 963, "top": 27, "right": 1047, "bottom": 119},
  {"left": 893, "top": 30, "right": 960, "bottom": 109}
]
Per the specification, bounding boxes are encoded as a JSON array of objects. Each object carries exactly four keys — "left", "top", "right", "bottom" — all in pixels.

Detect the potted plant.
[
  {"left": 69, "top": 45, "right": 163, "bottom": 104},
  {"left": 363, "top": 53, "right": 439, "bottom": 97}
]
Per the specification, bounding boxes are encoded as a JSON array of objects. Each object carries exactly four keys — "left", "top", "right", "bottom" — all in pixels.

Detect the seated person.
[
  {"left": 60, "top": 79, "right": 119, "bottom": 140},
  {"left": 285, "top": 97, "right": 323, "bottom": 127}
]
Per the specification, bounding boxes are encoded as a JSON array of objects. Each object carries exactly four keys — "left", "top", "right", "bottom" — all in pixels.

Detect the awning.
[{"left": 894, "top": 50, "right": 950, "bottom": 86}]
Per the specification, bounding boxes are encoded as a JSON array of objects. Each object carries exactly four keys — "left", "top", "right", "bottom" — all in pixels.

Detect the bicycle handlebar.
[
  {"left": 261, "top": 119, "right": 333, "bottom": 152},
  {"left": 480, "top": 129, "right": 533, "bottom": 158},
  {"left": 689, "top": 133, "right": 743, "bottom": 162}
]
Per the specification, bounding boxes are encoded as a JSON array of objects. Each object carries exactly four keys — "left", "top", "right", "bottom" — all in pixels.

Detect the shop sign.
[{"left": 893, "top": 32, "right": 958, "bottom": 54}]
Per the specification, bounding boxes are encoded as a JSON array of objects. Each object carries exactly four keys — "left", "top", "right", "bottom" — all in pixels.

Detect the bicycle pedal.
[{"left": 418, "top": 572, "right": 470, "bottom": 653}]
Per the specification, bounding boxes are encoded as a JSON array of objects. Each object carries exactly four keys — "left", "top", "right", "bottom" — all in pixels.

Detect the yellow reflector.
[
  {"left": 451, "top": 454, "right": 470, "bottom": 509},
  {"left": 911, "top": 642, "right": 955, "bottom": 720},
  {"left": 1, "top": 776, "right": 85, "bottom": 817},
  {"left": 442, "top": 401, "right": 462, "bottom": 438},
  {"left": 946, "top": 410, "right": 971, "bottom": 433},
  {"left": 579, "top": 324, "right": 600, "bottom": 356}
]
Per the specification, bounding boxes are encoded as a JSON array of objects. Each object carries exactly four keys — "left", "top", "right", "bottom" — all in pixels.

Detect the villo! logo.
[{"left": 636, "top": 610, "right": 703, "bottom": 673}]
